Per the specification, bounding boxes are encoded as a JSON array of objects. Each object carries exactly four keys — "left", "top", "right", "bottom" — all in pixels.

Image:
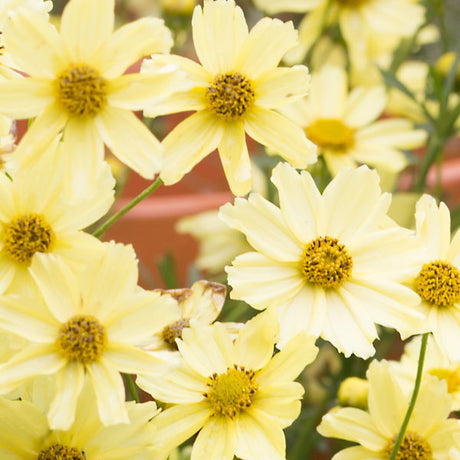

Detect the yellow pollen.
[
  {"left": 384, "top": 431, "right": 432, "bottom": 460},
  {"left": 206, "top": 72, "right": 255, "bottom": 121},
  {"left": 415, "top": 260, "right": 460, "bottom": 307},
  {"left": 428, "top": 366, "right": 460, "bottom": 394},
  {"left": 57, "top": 315, "right": 106, "bottom": 364},
  {"left": 161, "top": 317, "right": 190, "bottom": 348},
  {"left": 203, "top": 365, "right": 258, "bottom": 419},
  {"left": 306, "top": 119, "right": 355, "bottom": 152},
  {"left": 3, "top": 214, "right": 55, "bottom": 265},
  {"left": 38, "top": 443, "right": 85, "bottom": 460},
  {"left": 301, "top": 236, "right": 353, "bottom": 288},
  {"left": 335, "top": 0, "right": 368, "bottom": 7},
  {"left": 54, "top": 64, "right": 107, "bottom": 118}
]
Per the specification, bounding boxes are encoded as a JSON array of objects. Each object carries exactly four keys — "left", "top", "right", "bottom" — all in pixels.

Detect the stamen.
[
  {"left": 306, "top": 119, "right": 355, "bottom": 152},
  {"left": 38, "top": 443, "right": 85, "bottom": 460},
  {"left": 161, "top": 317, "right": 191, "bottom": 349},
  {"left": 428, "top": 366, "right": 460, "bottom": 394},
  {"left": 384, "top": 431, "right": 432, "bottom": 459}
]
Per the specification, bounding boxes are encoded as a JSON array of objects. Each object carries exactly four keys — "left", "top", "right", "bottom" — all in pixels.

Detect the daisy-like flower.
[
  {"left": 281, "top": 65, "right": 427, "bottom": 176},
  {"left": 143, "top": 280, "right": 228, "bottom": 355},
  {"left": 252, "top": 0, "right": 425, "bottom": 68},
  {"left": 0, "top": 379, "right": 159, "bottom": 459},
  {"left": 408, "top": 194, "right": 460, "bottom": 362},
  {"left": 0, "top": 137, "right": 114, "bottom": 295},
  {"left": 142, "top": 0, "right": 317, "bottom": 196},
  {"left": 0, "top": 0, "right": 189, "bottom": 179},
  {"left": 317, "top": 359, "right": 460, "bottom": 459},
  {"left": 389, "top": 335, "right": 460, "bottom": 410},
  {"left": 0, "top": 242, "right": 176, "bottom": 429},
  {"left": 137, "top": 311, "right": 318, "bottom": 460},
  {"left": 220, "top": 162, "right": 427, "bottom": 358}
]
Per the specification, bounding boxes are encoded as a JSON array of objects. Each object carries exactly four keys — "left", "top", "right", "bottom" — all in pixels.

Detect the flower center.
[
  {"left": 203, "top": 365, "right": 258, "bottom": 419},
  {"left": 301, "top": 236, "right": 353, "bottom": 288},
  {"left": 54, "top": 64, "right": 107, "bottom": 118},
  {"left": 3, "top": 214, "right": 55, "bottom": 265},
  {"left": 428, "top": 366, "right": 460, "bottom": 394},
  {"left": 38, "top": 443, "right": 85, "bottom": 460},
  {"left": 161, "top": 317, "right": 191, "bottom": 349},
  {"left": 305, "top": 119, "right": 354, "bottom": 152},
  {"left": 385, "top": 432, "right": 432, "bottom": 459},
  {"left": 415, "top": 260, "right": 460, "bottom": 307},
  {"left": 206, "top": 72, "right": 255, "bottom": 120},
  {"left": 57, "top": 315, "right": 107, "bottom": 364},
  {"left": 335, "top": 0, "right": 368, "bottom": 7}
]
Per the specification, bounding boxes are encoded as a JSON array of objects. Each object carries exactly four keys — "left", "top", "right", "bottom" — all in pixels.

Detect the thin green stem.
[
  {"left": 92, "top": 177, "right": 163, "bottom": 239},
  {"left": 389, "top": 333, "right": 429, "bottom": 460},
  {"left": 124, "top": 373, "right": 140, "bottom": 403}
]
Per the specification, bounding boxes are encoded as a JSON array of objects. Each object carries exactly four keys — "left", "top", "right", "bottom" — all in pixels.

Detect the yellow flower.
[
  {"left": 318, "top": 359, "right": 460, "bottom": 459},
  {"left": 142, "top": 0, "right": 316, "bottom": 196},
  {"left": 389, "top": 335, "right": 460, "bottom": 410},
  {"left": 281, "top": 65, "right": 427, "bottom": 176},
  {"left": 137, "top": 311, "right": 318, "bottom": 460},
  {"left": 253, "top": 0, "right": 425, "bottom": 68},
  {"left": 220, "top": 162, "right": 427, "bottom": 358},
  {"left": 0, "top": 380, "right": 159, "bottom": 459},
  {"left": 0, "top": 137, "right": 114, "bottom": 295},
  {"left": 337, "top": 377, "right": 369, "bottom": 410},
  {"left": 0, "top": 0, "right": 188, "bottom": 178},
  {"left": 409, "top": 195, "right": 460, "bottom": 363},
  {"left": 0, "top": 242, "right": 176, "bottom": 429}
]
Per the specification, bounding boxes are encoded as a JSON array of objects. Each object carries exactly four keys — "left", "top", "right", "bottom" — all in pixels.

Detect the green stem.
[
  {"left": 124, "top": 373, "right": 140, "bottom": 403},
  {"left": 414, "top": 134, "right": 444, "bottom": 193},
  {"left": 92, "top": 177, "right": 163, "bottom": 239},
  {"left": 389, "top": 333, "right": 429, "bottom": 460}
]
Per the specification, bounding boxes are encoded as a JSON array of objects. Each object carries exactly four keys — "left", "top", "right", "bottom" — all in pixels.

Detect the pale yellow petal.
[
  {"left": 255, "top": 65, "right": 310, "bottom": 109},
  {"left": 47, "top": 362, "right": 84, "bottom": 430},
  {"left": 219, "top": 194, "right": 303, "bottom": 262},
  {"left": 252, "top": 0, "right": 321, "bottom": 14},
  {"left": 218, "top": 122, "right": 251, "bottom": 196},
  {"left": 350, "top": 145, "right": 408, "bottom": 173},
  {"left": 192, "top": 416, "right": 236, "bottom": 460},
  {"left": 160, "top": 111, "right": 224, "bottom": 185},
  {"left": 343, "top": 86, "right": 386, "bottom": 128},
  {"left": 245, "top": 106, "right": 317, "bottom": 168},
  {"left": 192, "top": 1, "right": 248, "bottom": 74},
  {"left": 434, "top": 307, "right": 460, "bottom": 362},
  {"left": 94, "top": 17, "right": 173, "bottom": 79},
  {"left": 235, "top": 18, "right": 297, "bottom": 78},
  {"left": 333, "top": 446, "right": 383, "bottom": 460},
  {"left": 103, "top": 342, "right": 162, "bottom": 374},
  {"left": 322, "top": 150, "right": 357, "bottom": 177},
  {"left": 96, "top": 106, "right": 162, "bottom": 178}
]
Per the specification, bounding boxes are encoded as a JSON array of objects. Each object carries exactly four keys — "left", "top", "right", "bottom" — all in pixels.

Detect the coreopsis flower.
[
  {"left": 220, "top": 162, "right": 427, "bottom": 358},
  {"left": 0, "top": 242, "right": 176, "bottom": 429},
  {"left": 317, "top": 360, "right": 460, "bottom": 459},
  {"left": 409, "top": 195, "right": 460, "bottom": 362},
  {"left": 0, "top": 0, "right": 189, "bottom": 179},
  {"left": 389, "top": 335, "right": 460, "bottom": 410},
  {"left": 137, "top": 311, "right": 318, "bottom": 460},
  {"left": 337, "top": 377, "right": 369, "bottom": 410},
  {"left": 142, "top": 0, "right": 317, "bottom": 196},
  {"left": 0, "top": 137, "right": 114, "bottom": 295},
  {"left": 281, "top": 65, "right": 427, "bottom": 176},
  {"left": 143, "top": 280, "right": 228, "bottom": 354},
  {"left": 252, "top": 0, "right": 425, "bottom": 69},
  {"left": 0, "top": 380, "right": 159, "bottom": 459}
]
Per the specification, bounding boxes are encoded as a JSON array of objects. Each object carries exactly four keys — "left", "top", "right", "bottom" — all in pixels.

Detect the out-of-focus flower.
[
  {"left": 337, "top": 376, "right": 369, "bottom": 410},
  {"left": 436, "top": 52, "right": 460, "bottom": 84},
  {"left": 281, "top": 65, "right": 427, "bottom": 176},
  {"left": 0, "top": 0, "right": 189, "bottom": 180},
  {"left": 318, "top": 359, "right": 460, "bottom": 459},
  {"left": 220, "top": 163, "right": 427, "bottom": 358},
  {"left": 142, "top": 0, "right": 316, "bottom": 196},
  {"left": 138, "top": 311, "right": 318, "bottom": 460}
]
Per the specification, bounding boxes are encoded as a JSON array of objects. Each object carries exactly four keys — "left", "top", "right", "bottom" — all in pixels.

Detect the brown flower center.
[
  {"left": 161, "top": 317, "right": 191, "bottom": 349},
  {"left": 38, "top": 443, "right": 85, "bottom": 460},
  {"left": 384, "top": 431, "right": 432, "bottom": 459}
]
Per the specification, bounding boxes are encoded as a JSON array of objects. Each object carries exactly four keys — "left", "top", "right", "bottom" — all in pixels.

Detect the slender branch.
[
  {"left": 389, "top": 333, "right": 429, "bottom": 460},
  {"left": 92, "top": 177, "right": 163, "bottom": 239}
]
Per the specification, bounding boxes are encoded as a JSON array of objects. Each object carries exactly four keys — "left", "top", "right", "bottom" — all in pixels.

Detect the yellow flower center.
[
  {"left": 204, "top": 365, "right": 258, "bottom": 419},
  {"left": 54, "top": 64, "right": 107, "bottom": 118},
  {"left": 3, "top": 214, "right": 55, "bottom": 265},
  {"left": 38, "top": 443, "right": 85, "bottom": 460},
  {"left": 161, "top": 317, "right": 191, "bottom": 348},
  {"left": 335, "top": 0, "right": 368, "bottom": 7},
  {"left": 206, "top": 72, "right": 255, "bottom": 121},
  {"left": 415, "top": 260, "right": 460, "bottom": 307},
  {"left": 57, "top": 315, "right": 107, "bottom": 364},
  {"left": 385, "top": 432, "right": 432, "bottom": 459},
  {"left": 305, "top": 119, "right": 355, "bottom": 152},
  {"left": 301, "top": 236, "right": 353, "bottom": 288},
  {"left": 428, "top": 366, "right": 460, "bottom": 394}
]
